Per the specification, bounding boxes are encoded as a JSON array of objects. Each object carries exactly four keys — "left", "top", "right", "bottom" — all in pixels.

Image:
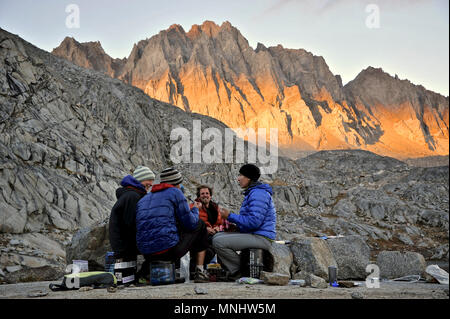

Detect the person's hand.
[
  {"left": 213, "top": 226, "right": 221, "bottom": 233},
  {"left": 193, "top": 201, "right": 202, "bottom": 210},
  {"left": 207, "top": 227, "right": 216, "bottom": 235},
  {"left": 219, "top": 207, "right": 230, "bottom": 219}
]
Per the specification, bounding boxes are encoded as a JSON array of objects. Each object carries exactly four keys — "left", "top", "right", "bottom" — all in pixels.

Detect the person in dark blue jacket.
[
  {"left": 136, "top": 167, "right": 210, "bottom": 283},
  {"left": 213, "top": 163, "right": 276, "bottom": 279}
]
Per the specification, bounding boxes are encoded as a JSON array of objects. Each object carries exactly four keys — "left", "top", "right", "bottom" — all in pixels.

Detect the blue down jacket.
[
  {"left": 227, "top": 182, "right": 276, "bottom": 240},
  {"left": 136, "top": 183, "right": 199, "bottom": 255}
]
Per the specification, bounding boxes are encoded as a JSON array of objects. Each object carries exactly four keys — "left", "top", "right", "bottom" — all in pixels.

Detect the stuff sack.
[{"left": 49, "top": 271, "right": 117, "bottom": 291}]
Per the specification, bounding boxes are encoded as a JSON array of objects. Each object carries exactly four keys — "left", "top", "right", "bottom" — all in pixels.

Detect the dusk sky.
[{"left": 0, "top": 0, "right": 448, "bottom": 96}]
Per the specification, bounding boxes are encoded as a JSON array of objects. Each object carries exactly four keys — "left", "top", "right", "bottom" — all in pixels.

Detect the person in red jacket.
[
  {"left": 191, "top": 185, "right": 223, "bottom": 235},
  {"left": 189, "top": 185, "right": 224, "bottom": 269}
]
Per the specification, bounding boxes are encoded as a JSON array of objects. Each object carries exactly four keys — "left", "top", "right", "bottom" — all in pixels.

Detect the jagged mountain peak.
[
  {"left": 51, "top": 21, "right": 449, "bottom": 159},
  {"left": 362, "top": 66, "right": 385, "bottom": 73},
  {"left": 55, "top": 37, "right": 104, "bottom": 52},
  {"left": 186, "top": 20, "right": 238, "bottom": 39},
  {"left": 352, "top": 66, "right": 399, "bottom": 84},
  {"left": 59, "top": 36, "right": 77, "bottom": 44},
  {"left": 346, "top": 65, "right": 449, "bottom": 104},
  {"left": 255, "top": 42, "right": 268, "bottom": 53},
  {"left": 167, "top": 23, "right": 186, "bottom": 34},
  {"left": 52, "top": 36, "right": 124, "bottom": 78},
  {"left": 55, "top": 36, "right": 80, "bottom": 51},
  {"left": 201, "top": 19, "right": 221, "bottom": 30},
  {"left": 350, "top": 66, "right": 432, "bottom": 91},
  {"left": 186, "top": 20, "right": 220, "bottom": 38}
]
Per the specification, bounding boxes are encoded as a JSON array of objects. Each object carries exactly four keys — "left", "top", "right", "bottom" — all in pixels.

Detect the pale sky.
[{"left": 0, "top": 0, "right": 448, "bottom": 96}]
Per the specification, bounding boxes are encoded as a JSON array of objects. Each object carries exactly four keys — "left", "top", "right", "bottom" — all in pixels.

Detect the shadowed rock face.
[
  {"left": 0, "top": 28, "right": 448, "bottom": 283},
  {"left": 52, "top": 21, "right": 449, "bottom": 160}
]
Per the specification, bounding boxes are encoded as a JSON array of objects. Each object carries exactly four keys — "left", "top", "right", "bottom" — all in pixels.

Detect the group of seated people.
[{"left": 108, "top": 164, "right": 276, "bottom": 283}]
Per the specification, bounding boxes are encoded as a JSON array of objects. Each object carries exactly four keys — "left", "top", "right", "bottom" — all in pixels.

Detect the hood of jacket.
[{"left": 115, "top": 175, "right": 146, "bottom": 199}]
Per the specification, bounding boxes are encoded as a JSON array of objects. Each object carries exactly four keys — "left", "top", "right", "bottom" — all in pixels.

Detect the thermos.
[{"left": 328, "top": 266, "right": 337, "bottom": 286}]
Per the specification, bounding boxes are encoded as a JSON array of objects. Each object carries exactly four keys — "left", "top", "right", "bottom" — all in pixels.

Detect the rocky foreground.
[
  {"left": 0, "top": 280, "right": 448, "bottom": 299},
  {"left": 0, "top": 27, "right": 448, "bottom": 285}
]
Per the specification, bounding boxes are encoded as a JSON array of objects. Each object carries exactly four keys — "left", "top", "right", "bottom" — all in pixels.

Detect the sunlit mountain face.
[{"left": 53, "top": 21, "right": 449, "bottom": 160}]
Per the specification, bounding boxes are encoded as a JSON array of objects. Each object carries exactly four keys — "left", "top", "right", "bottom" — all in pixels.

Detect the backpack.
[{"left": 49, "top": 271, "right": 117, "bottom": 291}]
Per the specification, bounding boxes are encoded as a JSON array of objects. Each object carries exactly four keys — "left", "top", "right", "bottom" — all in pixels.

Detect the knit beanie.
[
  {"left": 132, "top": 166, "right": 156, "bottom": 182},
  {"left": 160, "top": 167, "right": 183, "bottom": 185},
  {"left": 239, "top": 164, "right": 261, "bottom": 181}
]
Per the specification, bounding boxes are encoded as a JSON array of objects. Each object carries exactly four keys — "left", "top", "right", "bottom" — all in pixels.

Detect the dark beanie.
[
  {"left": 160, "top": 167, "right": 183, "bottom": 185},
  {"left": 239, "top": 164, "right": 261, "bottom": 181}
]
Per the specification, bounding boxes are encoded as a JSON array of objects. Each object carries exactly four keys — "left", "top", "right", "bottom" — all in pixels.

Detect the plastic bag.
[
  {"left": 180, "top": 251, "right": 190, "bottom": 283},
  {"left": 237, "top": 277, "right": 264, "bottom": 284},
  {"left": 425, "top": 265, "right": 449, "bottom": 285}
]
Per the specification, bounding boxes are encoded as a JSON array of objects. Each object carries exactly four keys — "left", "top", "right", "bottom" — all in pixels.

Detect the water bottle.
[
  {"left": 180, "top": 251, "right": 190, "bottom": 283},
  {"left": 105, "top": 252, "right": 115, "bottom": 274},
  {"left": 328, "top": 266, "right": 338, "bottom": 286}
]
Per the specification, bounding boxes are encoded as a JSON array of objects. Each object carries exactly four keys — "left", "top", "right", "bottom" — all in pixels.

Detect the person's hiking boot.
[{"left": 193, "top": 269, "right": 210, "bottom": 283}]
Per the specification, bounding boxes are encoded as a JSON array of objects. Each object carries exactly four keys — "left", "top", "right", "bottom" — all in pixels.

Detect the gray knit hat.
[
  {"left": 160, "top": 167, "right": 183, "bottom": 185},
  {"left": 133, "top": 166, "right": 155, "bottom": 182}
]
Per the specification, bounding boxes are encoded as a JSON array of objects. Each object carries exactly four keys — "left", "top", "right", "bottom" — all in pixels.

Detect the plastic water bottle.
[
  {"left": 105, "top": 252, "right": 115, "bottom": 274},
  {"left": 180, "top": 251, "right": 190, "bottom": 283}
]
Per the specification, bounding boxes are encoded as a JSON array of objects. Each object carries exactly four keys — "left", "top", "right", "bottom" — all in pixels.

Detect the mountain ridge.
[
  {"left": 49, "top": 20, "right": 447, "bottom": 160},
  {"left": 52, "top": 20, "right": 449, "bottom": 96}
]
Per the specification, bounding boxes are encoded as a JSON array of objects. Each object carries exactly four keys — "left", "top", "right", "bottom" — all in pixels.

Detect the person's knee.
[
  {"left": 212, "top": 235, "right": 220, "bottom": 249},
  {"left": 212, "top": 234, "right": 227, "bottom": 249}
]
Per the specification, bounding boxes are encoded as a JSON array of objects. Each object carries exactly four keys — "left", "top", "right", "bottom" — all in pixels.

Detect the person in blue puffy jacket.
[
  {"left": 212, "top": 163, "right": 276, "bottom": 279},
  {"left": 136, "top": 167, "right": 210, "bottom": 283}
]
